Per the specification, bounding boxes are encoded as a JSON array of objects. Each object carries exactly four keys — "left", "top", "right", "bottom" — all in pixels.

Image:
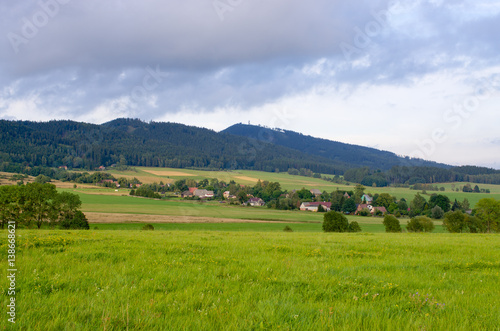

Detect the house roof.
[
  {"left": 194, "top": 189, "right": 214, "bottom": 196},
  {"left": 189, "top": 187, "right": 197, "bottom": 193},
  {"left": 302, "top": 202, "right": 331, "bottom": 208},
  {"left": 361, "top": 194, "right": 373, "bottom": 201}
]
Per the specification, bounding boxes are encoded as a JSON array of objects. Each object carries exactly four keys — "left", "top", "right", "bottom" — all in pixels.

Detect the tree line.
[{"left": 343, "top": 166, "right": 500, "bottom": 186}]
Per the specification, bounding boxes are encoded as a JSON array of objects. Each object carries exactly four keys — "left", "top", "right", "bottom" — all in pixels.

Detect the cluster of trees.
[
  {"left": 344, "top": 166, "right": 500, "bottom": 186},
  {"left": 461, "top": 183, "right": 490, "bottom": 193},
  {"left": 0, "top": 119, "right": 345, "bottom": 175},
  {"left": 381, "top": 198, "right": 499, "bottom": 233},
  {"left": 287, "top": 168, "right": 318, "bottom": 177},
  {"left": 0, "top": 163, "right": 136, "bottom": 188},
  {"left": 130, "top": 186, "right": 162, "bottom": 199},
  {"left": 410, "top": 183, "right": 445, "bottom": 191},
  {"left": 0, "top": 183, "right": 89, "bottom": 229},
  {"left": 3, "top": 119, "right": 499, "bottom": 187}
]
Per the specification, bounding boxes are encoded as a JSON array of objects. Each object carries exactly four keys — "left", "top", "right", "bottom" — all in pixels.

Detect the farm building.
[
  {"left": 300, "top": 202, "right": 331, "bottom": 212},
  {"left": 194, "top": 189, "right": 214, "bottom": 199},
  {"left": 223, "top": 191, "right": 237, "bottom": 199},
  {"left": 246, "top": 197, "right": 265, "bottom": 206},
  {"left": 310, "top": 189, "right": 322, "bottom": 197},
  {"left": 355, "top": 204, "right": 387, "bottom": 215},
  {"left": 361, "top": 194, "right": 373, "bottom": 203}
]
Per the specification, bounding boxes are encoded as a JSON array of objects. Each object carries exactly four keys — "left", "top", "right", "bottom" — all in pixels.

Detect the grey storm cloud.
[{"left": 0, "top": 0, "right": 499, "bottom": 120}]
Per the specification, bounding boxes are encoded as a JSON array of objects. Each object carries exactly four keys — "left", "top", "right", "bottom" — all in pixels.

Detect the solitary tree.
[
  {"left": 341, "top": 197, "right": 357, "bottom": 214},
  {"left": 383, "top": 215, "right": 402, "bottom": 232},
  {"left": 429, "top": 194, "right": 451, "bottom": 212},
  {"left": 24, "top": 183, "right": 58, "bottom": 229},
  {"left": 407, "top": 216, "right": 434, "bottom": 233},
  {"left": 410, "top": 193, "right": 427, "bottom": 215},
  {"left": 431, "top": 205, "right": 444, "bottom": 219},
  {"left": 375, "top": 193, "right": 393, "bottom": 209},
  {"left": 323, "top": 211, "right": 349, "bottom": 232},
  {"left": 0, "top": 185, "right": 25, "bottom": 228},
  {"left": 52, "top": 191, "right": 82, "bottom": 225},
  {"left": 475, "top": 198, "right": 500, "bottom": 233},
  {"left": 443, "top": 211, "right": 466, "bottom": 233}
]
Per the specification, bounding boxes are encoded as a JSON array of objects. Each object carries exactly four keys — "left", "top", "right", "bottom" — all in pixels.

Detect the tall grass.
[{"left": 1, "top": 229, "right": 498, "bottom": 330}]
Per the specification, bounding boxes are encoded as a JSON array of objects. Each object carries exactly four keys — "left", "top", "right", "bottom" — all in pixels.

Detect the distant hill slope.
[
  {"left": 0, "top": 118, "right": 348, "bottom": 174},
  {"left": 222, "top": 124, "right": 449, "bottom": 171}
]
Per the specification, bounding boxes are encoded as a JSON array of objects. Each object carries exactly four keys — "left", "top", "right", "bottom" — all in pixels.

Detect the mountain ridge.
[{"left": 222, "top": 123, "right": 450, "bottom": 170}]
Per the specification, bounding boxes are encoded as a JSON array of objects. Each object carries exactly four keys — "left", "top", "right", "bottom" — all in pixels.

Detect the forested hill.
[
  {"left": 222, "top": 124, "right": 449, "bottom": 170},
  {"left": 0, "top": 118, "right": 350, "bottom": 174}
]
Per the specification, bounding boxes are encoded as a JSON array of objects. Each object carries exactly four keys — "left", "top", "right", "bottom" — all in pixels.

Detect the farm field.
[
  {"left": 105, "top": 166, "right": 500, "bottom": 207},
  {"left": 65, "top": 190, "right": 449, "bottom": 232},
  {"left": 1, "top": 229, "right": 498, "bottom": 330}
]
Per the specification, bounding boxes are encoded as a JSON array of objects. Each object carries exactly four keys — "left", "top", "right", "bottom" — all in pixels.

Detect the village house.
[
  {"left": 300, "top": 202, "right": 331, "bottom": 212},
  {"left": 102, "top": 179, "right": 120, "bottom": 188},
  {"left": 361, "top": 194, "right": 373, "bottom": 203},
  {"left": 310, "top": 189, "right": 322, "bottom": 197},
  {"left": 194, "top": 189, "right": 214, "bottom": 199},
  {"left": 223, "top": 191, "right": 237, "bottom": 199},
  {"left": 355, "top": 204, "right": 387, "bottom": 215},
  {"left": 58, "top": 165, "right": 68, "bottom": 170},
  {"left": 246, "top": 197, "right": 265, "bottom": 207}
]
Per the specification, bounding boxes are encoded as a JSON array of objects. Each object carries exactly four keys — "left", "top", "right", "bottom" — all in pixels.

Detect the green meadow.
[{"left": 1, "top": 229, "right": 498, "bottom": 330}]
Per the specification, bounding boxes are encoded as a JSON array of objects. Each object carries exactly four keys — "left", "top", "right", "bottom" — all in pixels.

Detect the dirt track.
[{"left": 85, "top": 212, "right": 296, "bottom": 224}]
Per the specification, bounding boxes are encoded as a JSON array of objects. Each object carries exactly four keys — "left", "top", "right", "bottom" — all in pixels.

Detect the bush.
[
  {"left": 34, "top": 174, "right": 51, "bottom": 184},
  {"left": 431, "top": 205, "right": 444, "bottom": 219},
  {"left": 465, "top": 215, "right": 486, "bottom": 233},
  {"left": 443, "top": 211, "right": 466, "bottom": 233},
  {"left": 348, "top": 221, "right": 362, "bottom": 232},
  {"left": 358, "top": 208, "right": 371, "bottom": 217},
  {"left": 283, "top": 225, "right": 293, "bottom": 232},
  {"left": 59, "top": 211, "right": 89, "bottom": 230},
  {"left": 406, "top": 216, "right": 434, "bottom": 233},
  {"left": 323, "top": 211, "right": 349, "bottom": 232},
  {"left": 142, "top": 224, "right": 155, "bottom": 231},
  {"left": 383, "top": 215, "right": 401, "bottom": 233}
]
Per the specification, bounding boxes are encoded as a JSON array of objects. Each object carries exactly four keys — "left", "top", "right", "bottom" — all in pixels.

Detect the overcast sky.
[{"left": 1, "top": 0, "right": 499, "bottom": 168}]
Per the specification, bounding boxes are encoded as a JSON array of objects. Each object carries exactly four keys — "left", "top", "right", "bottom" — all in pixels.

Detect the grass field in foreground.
[{"left": 1, "top": 230, "right": 498, "bottom": 330}]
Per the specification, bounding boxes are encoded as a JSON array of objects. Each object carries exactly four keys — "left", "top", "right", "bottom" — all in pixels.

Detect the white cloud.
[{"left": 0, "top": 0, "right": 499, "bottom": 167}]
